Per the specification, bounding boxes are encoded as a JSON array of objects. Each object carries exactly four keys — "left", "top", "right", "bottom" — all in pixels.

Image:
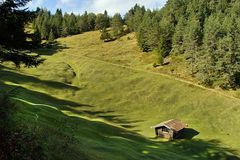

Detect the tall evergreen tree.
[
  {"left": 52, "top": 9, "right": 63, "bottom": 37},
  {"left": 48, "top": 29, "right": 55, "bottom": 42},
  {"left": 111, "top": 13, "right": 124, "bottom": 38},
  {"left": 133, "top": 5, "right": 145, "bottom": 32},
  {"left": 171, "top": 16, "right": 186, "bottom": 55},
  {"left": 137, "top": 10, "right": 154, "bottom": 52},
  {"left": 87, "top": 13, "right": 96, "bottom": 31},
  {"left": 0, "top": 0, "right": 43, "bottom": 67},
  {"left": 183, "top": 16, "right": 202, "bottom": 76},
  {"left": 95, "top": 11, "right": 110, "bottom": 30}
]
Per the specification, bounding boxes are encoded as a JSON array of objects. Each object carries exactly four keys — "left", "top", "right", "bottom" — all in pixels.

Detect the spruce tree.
[
  {"left": 111, "top": 13, "right": 124, "bottom": 38},
  {"left": 48, "top": 29, "right": 55, "bottom": 42},
  {"left": 87, "top": 13, "right": 96, "bottom": 31},
  {"left": 183, "top": 16, "right": 202, "bottom": 76},
  {"left": 0, "top": 0, "right": 43, "bottom": 67},
  {"left": 95, "top": 12, "right": 109, "bottom": 30},
  {"left": 133, "top": 5, "right": 145, "bottom": 31},
  {"left": 52, "top": 9, "right": 63, "bottom": 38},
  {"left": 137, "top": 10, "right": 153, "bottom": 52},
  {"left": 171, "top": 16, "right": 186, "bottom": 55}
]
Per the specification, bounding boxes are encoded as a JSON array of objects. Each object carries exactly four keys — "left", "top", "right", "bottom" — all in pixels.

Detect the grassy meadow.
[{"left": 1, "top": 31, "right": 240, "bottom": 159}]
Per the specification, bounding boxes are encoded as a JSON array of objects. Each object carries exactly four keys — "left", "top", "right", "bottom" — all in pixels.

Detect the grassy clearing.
[{"left": 1, "top": 31, "right": 240, "bottom": 159}]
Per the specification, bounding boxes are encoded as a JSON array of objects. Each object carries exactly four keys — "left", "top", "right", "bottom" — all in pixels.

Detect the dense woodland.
[
  {"left": 33, "top": 8, "right": 125, "bottom": 41},
  {"left": 125, "top": 1, "right": 240, "bottom": 89}
]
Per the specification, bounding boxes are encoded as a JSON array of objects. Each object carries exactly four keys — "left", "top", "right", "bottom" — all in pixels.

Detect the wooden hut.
[{"left": 151, "top": 119, "right": 187, "bottom": 140}]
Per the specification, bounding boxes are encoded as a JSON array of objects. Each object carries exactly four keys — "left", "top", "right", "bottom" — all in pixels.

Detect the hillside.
[{"left": 1, "top": 31, "right": 240, "bottom": 159}]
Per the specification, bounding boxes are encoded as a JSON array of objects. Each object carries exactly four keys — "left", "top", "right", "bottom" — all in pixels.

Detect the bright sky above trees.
[{"left": 27, "top": 0, "right": 167, "bottom": 15}]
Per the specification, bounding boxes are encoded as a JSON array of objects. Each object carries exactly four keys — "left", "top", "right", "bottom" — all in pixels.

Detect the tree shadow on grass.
[
  {"left": 84, "top": 111, "right": 144, "bottom": 130},
  {"left": 1, "top": 69, "right": 239, "bottom": 159},
  {"left": 33, "top": 41, "right": 69, "bottom": 56},
  {"left": 1, "top": 81, "right": 240, "bottom": 159},
  {"left": 0, "top": 69, "right": 79, "bottom": 91},
  {"left": 0, "top": 68, "right": 144, "bottom": 130},
  {"left": 168, "top": 139, "right": 240, "bottom": 160},
  {"left": 16, "top": 102, "right": 240, "bottom": 160},
  {"left": 0, "top": 67, "right": 145, "bottom": 131}
]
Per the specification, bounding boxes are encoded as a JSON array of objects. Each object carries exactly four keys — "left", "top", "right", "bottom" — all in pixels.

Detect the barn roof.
[{"left": 151, "top": 119, "right": 187, "bottom": 132}]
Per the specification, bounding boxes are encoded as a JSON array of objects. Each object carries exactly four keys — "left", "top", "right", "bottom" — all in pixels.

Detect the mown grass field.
[{"left": 1, "top": 31, "right": 240, "bottom": 159}]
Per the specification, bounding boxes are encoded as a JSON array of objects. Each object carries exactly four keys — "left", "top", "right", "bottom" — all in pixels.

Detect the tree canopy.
[
  {"left": 0, "top": 0, "right": 43, "bottom": 67},
  {"left": 125, "top": 1, "right": 240, "bottom": 89}
]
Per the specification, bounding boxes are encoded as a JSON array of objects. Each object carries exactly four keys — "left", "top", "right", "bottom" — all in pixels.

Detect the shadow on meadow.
[
  {"left": 33, "top": 41, "right": 69, "bottom": 56},
  {"left": 0, "top": 68, "right": 240, "bottom": 159},
  {"left": 1, "top": 92, "right": 239, "bottom": 160},
  {"left": 0, "top": 68, "right": 79, "bottom": 91},
  {"left": 0, "top": 68, "right": 142, "bottom": 130},
  {"left": 169, "top": 139, "right": 239, "bottom": 160}
]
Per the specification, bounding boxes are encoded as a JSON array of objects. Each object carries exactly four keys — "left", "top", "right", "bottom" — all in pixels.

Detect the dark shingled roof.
[{"left": 151, "top": 119, "right": 187, "bottom": 132}]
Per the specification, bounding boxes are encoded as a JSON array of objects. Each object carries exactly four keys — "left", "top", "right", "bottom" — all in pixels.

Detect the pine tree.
[
  {"left": 137, "top": 10, "right": 153, "bottom": 52},
  {"left": 51, "top": 9, "right": 63, "bottom": 38},
  {"left": 171, "top": 16, "right": 186, "bottom": 55},
  {"left": 61, "top": 19, "right": 69, "bottom": 37},
  {"left": 41, "top": 11, "right": 51, "bottom": 39},
  {"left": 68, "top": 13, "right": 78, "bottom": 35},
  {"left": 31, "top": 28, "right": 42, "bottom": 46},
  {"left": 0, "top": 0, "right": 43, "bottom": 67},
  {"left": 48, "top": 29, "right": 55, "bottom": 42},
  {"left": 95, "top": 12, "right": 109, "bottom": 30},
  {"left": 198, "top": 13, "right": 222, "bottom": 86},
  {"left": 183, "top": 16, "right": 202, "bottom": 76},
  {"left": 78, "top": 11, "right": 89, "bottom": 32},
  {"left": 133, "top": 5, "right": 145, "bottom": 31},
  {"left": 87, "top": 13, "right": 96, "bottom": 31},
  {"left": 111, "top": 13, "right": 124, "bottom": 38}
]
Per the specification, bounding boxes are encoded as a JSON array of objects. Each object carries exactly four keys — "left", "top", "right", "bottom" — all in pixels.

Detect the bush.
[
  {"left": 100, "top": 28, "right": 112, "bottom": 42},
  {"left": 152, "top": 50, "right": 164, "bottom": 67}
]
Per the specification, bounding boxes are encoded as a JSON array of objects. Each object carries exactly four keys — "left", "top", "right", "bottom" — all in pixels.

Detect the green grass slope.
[
  {"left": 1, "top": 31, "right": 240, "bottom": 159},
  {"left": 0, "top": 83, "right": 238, "bottom": 160}
]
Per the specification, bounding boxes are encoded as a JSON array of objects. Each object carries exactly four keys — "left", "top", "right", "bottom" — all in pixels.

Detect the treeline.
[
  {"left": 125, "top": 1, "right": 240, "bottom": 89},
  {"left": 33, "top": 8, "right": 110, "bottom": 40},
  {"left": 33, "top": 8, "right": 126, "bottom": 41}
]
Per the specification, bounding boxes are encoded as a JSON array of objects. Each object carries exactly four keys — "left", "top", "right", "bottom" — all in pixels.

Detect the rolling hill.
[{"left": 1, "top": 31, "right": 240, "bottom": 159}]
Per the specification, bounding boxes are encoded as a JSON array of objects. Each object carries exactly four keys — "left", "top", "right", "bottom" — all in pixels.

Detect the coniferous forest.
[
  {"left": 126, "top": 1, "right": 240, "bottom": 89},
  {"left": 33, "top": 8, "right": 111, "bottom": 40}
]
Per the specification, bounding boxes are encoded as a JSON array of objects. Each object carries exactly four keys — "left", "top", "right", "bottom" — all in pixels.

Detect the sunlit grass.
[{"left": 1, "top": 30, "right": 240, "bottom": 159}]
